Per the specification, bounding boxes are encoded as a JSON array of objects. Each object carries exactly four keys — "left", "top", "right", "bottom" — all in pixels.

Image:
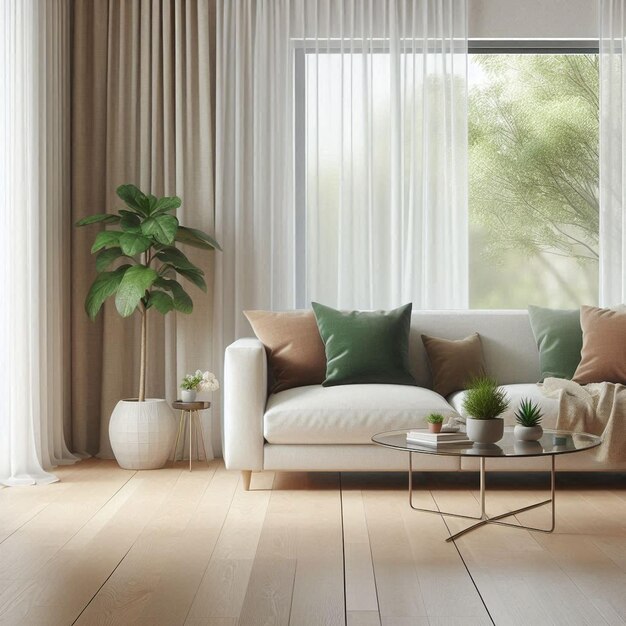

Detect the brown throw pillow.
[
  {"left": 422, "top": 333, "right": 486, "bottom": 397},
  {"left": 244, "top": 310, "right": 326, "bottom": 393},
  {"left": 573, "top": 305, "right": 626, "bottom": 384}
]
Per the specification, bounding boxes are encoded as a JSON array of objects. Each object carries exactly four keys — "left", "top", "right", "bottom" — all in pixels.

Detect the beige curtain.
[{"left": 71, "top": 0, "right": 218, "bottom": 458}]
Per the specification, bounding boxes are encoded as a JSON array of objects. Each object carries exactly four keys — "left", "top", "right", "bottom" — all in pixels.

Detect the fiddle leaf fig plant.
[{"left": 76, "top": 184, "right": 221, "bottom": 402}]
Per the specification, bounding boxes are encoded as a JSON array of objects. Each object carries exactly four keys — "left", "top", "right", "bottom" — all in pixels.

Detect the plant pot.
[
  {"left": 466, "top": 417, "right": 504, "bottom": 446},
  {"left": 109, "top": 399, "right": 176, "bottom": 470},
  {"left": 428, "top": 422, "right": 443, "bottom": 433},
  {"left": 181, "top": 389, "right": 197, "bottom": 403},
  {"left": 514, "top": 424, "right": 543, "bottom": 441}
]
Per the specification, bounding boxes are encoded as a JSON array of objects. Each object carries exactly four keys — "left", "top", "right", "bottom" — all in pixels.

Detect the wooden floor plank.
[
  {"left": 342, "top": 490, "right": 379, "bottom": 613},
  {"left": 185, "top": 469, "right": 271, "bottom": 623}
]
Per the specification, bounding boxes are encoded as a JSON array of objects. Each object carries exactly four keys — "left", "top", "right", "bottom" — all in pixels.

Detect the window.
[
  {"left": 296, "top": 46, "right": 599, "bottom": 309},
  {"left": 469, "top": 52, "right": 599, "bottom": 308}
]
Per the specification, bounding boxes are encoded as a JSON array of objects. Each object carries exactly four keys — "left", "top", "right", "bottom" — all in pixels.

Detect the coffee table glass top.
[{"left": 371, "top": 428, "right": 602, "bottom": 458}]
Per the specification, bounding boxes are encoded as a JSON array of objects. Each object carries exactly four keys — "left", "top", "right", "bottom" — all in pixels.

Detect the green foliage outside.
[{"left": 469, "top": 54, "right": 599, "bottom": 308}]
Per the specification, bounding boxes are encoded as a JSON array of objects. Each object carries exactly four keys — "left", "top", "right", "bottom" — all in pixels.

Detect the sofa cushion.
[
  {"left": 264, "top": 384, "right": 456, "bottom": 444},
  {"left": 528, "top": 305, "right": 582, "bottom": 381},
  {"left": 448, "top": 383, "right": 560, "bottom": 429},
  {"left": 244, "top": 309, "right": 326, "bottom": 393},
  {"left": 573, "top": 305, "right": 626, "bottom": 384},
  {"left": 312, "top": 302, "right": 415, "bottom": 387},
  {"left": 421, "top": 332, "right": 486, "bottom": 397}
]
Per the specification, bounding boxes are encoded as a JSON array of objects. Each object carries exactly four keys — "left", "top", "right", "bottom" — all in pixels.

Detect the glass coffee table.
[{"left": 371, "top": 427, "right": 602, "bottom": 542}]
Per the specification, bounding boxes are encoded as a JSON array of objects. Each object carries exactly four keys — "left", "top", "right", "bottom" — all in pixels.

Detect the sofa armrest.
[{"left": 223, "top": 338, "right": 268, "bottom": 471}]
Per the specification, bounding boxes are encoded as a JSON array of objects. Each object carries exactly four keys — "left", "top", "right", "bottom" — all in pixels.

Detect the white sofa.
[{"left": 224, "top": 310, "right": 624, "bottom": 488}]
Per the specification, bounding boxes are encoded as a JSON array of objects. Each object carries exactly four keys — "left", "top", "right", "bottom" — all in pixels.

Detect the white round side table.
[{"left": 171, "top": 401, "right": 212, "bottom": 471}]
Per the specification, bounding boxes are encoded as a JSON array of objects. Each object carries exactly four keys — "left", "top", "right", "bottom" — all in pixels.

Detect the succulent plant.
[
  {"left": 462, "top": 376, "right": 509, "bottom": 420},
  {"left": 515, "top": 398, "right": 543, "bottom": 427},
  {"left": 425, "top": 413, "right": 445, "bottom": 425}
]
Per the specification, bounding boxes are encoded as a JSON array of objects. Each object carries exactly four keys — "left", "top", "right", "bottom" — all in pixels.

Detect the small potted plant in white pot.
[
  {"left": 425, "top": 413, "right": 445, "bottom": 433},
  {"left": 180, "top": 370, "right": 219, "bottom": 403},
  {"left": 462, "top": 376, "right": 509, "bottom": 446},
  {"left": 514, "top": 398, "right": 543, "bottom": 441}
]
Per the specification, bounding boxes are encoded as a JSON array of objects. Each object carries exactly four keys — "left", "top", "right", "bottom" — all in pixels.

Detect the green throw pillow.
[
  {"left": 311, "top": 302, "right": 415, "bottom": 387},
  {"left": 528, "top": 305, "right": 583, "bottom": 381}
]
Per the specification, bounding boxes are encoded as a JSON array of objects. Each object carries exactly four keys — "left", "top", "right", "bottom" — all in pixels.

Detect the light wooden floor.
[{"left": 0, "top": 459, "right": 624, "bottom": 626}]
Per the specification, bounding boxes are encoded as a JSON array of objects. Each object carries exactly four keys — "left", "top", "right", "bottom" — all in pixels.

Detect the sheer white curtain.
[
  {"left": 0, "top": 0, "right": 78, "bottom": 486},
  {"left": 600, "top": 0, "right": 626, "bottom": 305},
  {"left": 216, "top": 0, "right": 468, "bottom": 356}
]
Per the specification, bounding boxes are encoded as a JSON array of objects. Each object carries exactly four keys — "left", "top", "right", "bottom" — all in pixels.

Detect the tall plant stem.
[{"left": 139, "top": 306, "right": 147, "bottom": 402}]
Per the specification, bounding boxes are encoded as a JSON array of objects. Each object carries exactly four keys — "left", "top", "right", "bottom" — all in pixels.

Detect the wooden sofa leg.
[{"left": 241, "top": 470, "right": 252, "bottom": 491}]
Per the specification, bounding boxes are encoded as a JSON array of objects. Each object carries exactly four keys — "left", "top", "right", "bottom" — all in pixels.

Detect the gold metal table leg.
[{"left": 408, "top": 452, "right": 556, "bottom": 542}]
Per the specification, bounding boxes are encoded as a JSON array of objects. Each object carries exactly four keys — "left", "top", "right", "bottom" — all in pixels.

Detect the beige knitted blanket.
[{"left": 542, "top": 378, "right": 626, "bottom": 464}]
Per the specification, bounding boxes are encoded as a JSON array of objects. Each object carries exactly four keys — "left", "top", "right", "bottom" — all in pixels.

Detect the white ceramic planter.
[
  {"left": 109, "top": 399, "right": 176, "bottom": 470},
  {"left": 466, "top": 417, "right": 504, "bottom": 446},
  {"left": 514, "top": 424, "right": 543, "bottom": 441},
  {"left": 181, "top": 389, "right": 197, "bottom": 403}
]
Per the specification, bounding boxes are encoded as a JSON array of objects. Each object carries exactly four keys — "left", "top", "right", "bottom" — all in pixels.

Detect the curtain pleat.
[
  {"left": 0, "top": 0, "right": 78, "bottom": 486},
  {"left": 600, "top": 0, "right": 626, "bottom": 305},
  {"left": 71, "top": 0, "right": 218, "bottom": 458}
]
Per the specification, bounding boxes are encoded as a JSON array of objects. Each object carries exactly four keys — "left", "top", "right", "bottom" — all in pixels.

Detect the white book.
[
  {"left": 407, "top": 430, "right": 468, "bottom": 441},
  {"left": 406, "top": 438, "right": 473, "bottom": 448}
]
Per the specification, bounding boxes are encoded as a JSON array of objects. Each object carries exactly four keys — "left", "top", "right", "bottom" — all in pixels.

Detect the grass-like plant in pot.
[
  {"left": 76, "top": 184, "right": 221, "bottom": 470},
  {"left": 425, "top": 412, "right": 445, "bottom": 433},
  {"left": 514, "top": 398, "right": 544, "bottom": 442},
  {"left": 462, "top": 376, "right": 509, "bottom": 446}
]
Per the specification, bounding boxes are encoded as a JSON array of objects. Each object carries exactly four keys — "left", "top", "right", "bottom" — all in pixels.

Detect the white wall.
[{"left": 469, "top": 0, "right": 598, "bottom": 39}]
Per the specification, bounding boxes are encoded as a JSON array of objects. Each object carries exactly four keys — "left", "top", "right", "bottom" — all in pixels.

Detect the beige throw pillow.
[
  {"left": 573, "top": 305, "right": 626, "bottom": 384},
  {"left": 422, "top": 333, "right": 486, "bottom": 398},
  {"left": 244, "top": 310, "right": 327, "bottom": 393}
]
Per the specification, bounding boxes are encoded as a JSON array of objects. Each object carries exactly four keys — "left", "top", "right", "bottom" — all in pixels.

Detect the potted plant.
[
  {"left": 76, "top": 184, "right": 221, "bottom": 469},
  {"left": 180, "top": 370, "right": 220, "bottom": 403},
  {"left": 514, "top": 398, "right": 543, "bottom": 441},
  {"left": 462, "top": 376, "right": 509, "bottom": 446},
  {"left": 425, "top": 413, "right": 445, "bottom": 433}
]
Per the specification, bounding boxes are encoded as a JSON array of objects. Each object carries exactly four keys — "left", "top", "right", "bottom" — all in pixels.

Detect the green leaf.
[
  {"left": 114, "top": 265, "right": 158, "bottom": 317},
  {"left": 141, "top": 214, "right": 179, "bottom": 245},
  {"left": 116, "top": 184, "right": 150, "bottom": 216},
  {"left": 152, "top": 196, "right": 182, "bottom": 215},
  {"left": 146, "top": 290, "right": 175, "bottom": 314},
  {"left": 176, "top": 266, "right": 207, "bottom": 292},
  {"left": 154, "top": 278, "right": 193, "bottom": 313},
  {"left": 156, "top": 247, "right": 199, "bottom": 271},
  {"left": 91, "top": 231, "right": 121, "bottom": 253},
  {"left": 119, "top": 210, "right": 142, "bottom": 233},
  {"left": 175, "top": 225, "right": 222, "bottom": 251},
  {"left": 95, "top": 247, "right": 127, "bottom": 272},
  {"left": 119, "top": 232, "right": 152, "bottom": 256},
  {"left": 75, "top": 213, "right": 121, "bottom": 227},
  {"left": 84, "top": 265, "right": 130, "bottom": 320}
]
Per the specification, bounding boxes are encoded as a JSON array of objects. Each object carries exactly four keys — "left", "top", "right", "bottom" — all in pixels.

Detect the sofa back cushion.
[
  {"left": 244, "top": 309, "right": 326, "bottom": 393},
  {"left": 408, "top": 311, "right": 541, "bottom": 388}
]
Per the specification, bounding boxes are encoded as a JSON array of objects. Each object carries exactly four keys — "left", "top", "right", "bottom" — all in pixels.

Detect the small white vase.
[
  {"left": 109, "top": 399, "right": 176, "bottom": 470},
  {"left": 466, "top": 417, "right": 504, "bottom": 446},
  {"left": 514, "top": 424, "right": 543, "bottom": 441},
  {"left": 181, "top": 389, "right": 197, "bottom": 402}
]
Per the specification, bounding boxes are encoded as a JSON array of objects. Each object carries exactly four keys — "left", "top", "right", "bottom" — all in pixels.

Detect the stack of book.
[{"left": 406, "top": 430, "right": 472, "bottom": 448}]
